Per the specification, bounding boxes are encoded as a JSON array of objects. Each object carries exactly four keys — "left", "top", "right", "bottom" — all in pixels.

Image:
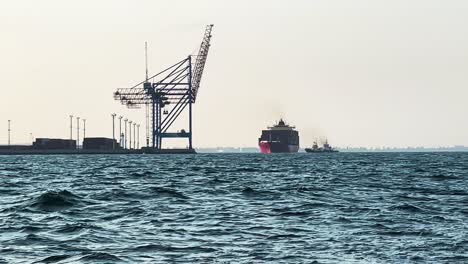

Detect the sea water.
[{"left": 0, "top": 153, "right": 467, "bottom": 263}]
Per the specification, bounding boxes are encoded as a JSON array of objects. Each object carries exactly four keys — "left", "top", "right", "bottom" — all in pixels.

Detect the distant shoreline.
[{"left": 197, "top": 147, "right": 468, "bottom": 153}]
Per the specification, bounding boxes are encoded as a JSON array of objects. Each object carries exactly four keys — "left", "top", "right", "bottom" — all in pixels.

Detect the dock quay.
[{"left": 0, "top": 148, "right": 196, "bottom": 155}]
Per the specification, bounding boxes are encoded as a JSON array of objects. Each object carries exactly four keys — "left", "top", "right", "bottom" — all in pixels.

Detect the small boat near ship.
[
  {"left": 305, "top": 140, "right": 339, "bottom": 153},
  {"left": 258, "top": 119, "right": 299, "bottom": 153}
]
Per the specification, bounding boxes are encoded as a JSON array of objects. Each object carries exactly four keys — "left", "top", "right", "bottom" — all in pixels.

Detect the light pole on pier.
[
  {"left": 82, "top": 119, "right": 86, "bottom": 140},
  {"left": 69, "top": 115, "right": 73, "bottom": 140},
  {"left": 111, "top": 113, "right": 116, "bottom": 150},
  {"left": 8, "top": 120, "right": 11, "bottom": 146},
  {"left": 124, "top": 118, "right": 128, "bottom": 149},
  {"left": 118, "top": 116, "right": 123, "bottom": 147},
  {"left": 137, "top": 124, "right": 140, "bottom": 149},
  {"left": 133, "top": 123, "right": 136, "bottom": 149},
  {"left": 128, "top": 121, "right": 133, "bottom": 149},
  {"left": 76, "top": 117, "right": 80, "bottom": 149}
]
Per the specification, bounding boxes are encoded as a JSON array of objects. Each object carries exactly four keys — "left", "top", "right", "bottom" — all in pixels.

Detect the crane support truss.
[{"left": 114, "top": 24, "right": 213, "bottom": 149}]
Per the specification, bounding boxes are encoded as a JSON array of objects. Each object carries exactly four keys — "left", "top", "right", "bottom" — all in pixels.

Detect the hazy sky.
[{"left": 1, "top": 0, "right": 467, "bottom": 148}]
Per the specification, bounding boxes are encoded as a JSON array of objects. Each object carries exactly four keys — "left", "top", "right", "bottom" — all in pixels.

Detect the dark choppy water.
[{"left": 1, "top": 153, "right": 467, "bottom": 263}]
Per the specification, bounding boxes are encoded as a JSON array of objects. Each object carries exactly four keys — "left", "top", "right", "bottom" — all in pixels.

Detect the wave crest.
[{"left": 30, "top": 190, "right": 81, "bottom": 211}]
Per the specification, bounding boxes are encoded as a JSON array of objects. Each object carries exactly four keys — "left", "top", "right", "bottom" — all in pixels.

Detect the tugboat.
[
  {"left": 258, "top": 119, "right": 299, "bottom": 153},
  {"left": 305, "top": 139, "right": 339, "bottom": 153}
]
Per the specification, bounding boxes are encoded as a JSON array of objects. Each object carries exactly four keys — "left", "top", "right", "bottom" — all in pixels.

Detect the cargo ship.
[
  {"left": 305, "top": 140, "right": 339, "bottom": 153},
  {"left": 258, "top": 119, "right": 299, "bottom": 153}
]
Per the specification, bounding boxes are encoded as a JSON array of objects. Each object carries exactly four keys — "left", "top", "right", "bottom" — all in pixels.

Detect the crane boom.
[{"left": 191, "top": 24, "right": 214, "bottom": 102}]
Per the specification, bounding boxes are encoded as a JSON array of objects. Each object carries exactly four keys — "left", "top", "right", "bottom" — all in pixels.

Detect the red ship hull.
[{"left": 259, "top": 141, "right": 271, "bottom": 153}]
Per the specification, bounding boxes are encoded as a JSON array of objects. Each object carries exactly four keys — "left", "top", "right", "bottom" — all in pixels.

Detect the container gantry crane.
[{"left": 114, "top": 24, "right": 213, "bottom": 150}]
